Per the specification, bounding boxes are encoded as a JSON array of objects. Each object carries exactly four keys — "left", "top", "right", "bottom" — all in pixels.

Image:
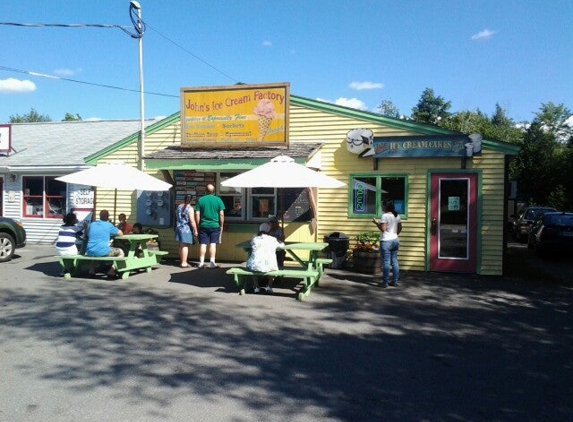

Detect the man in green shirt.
[{"left": 195, "top": 183, "right": 226, "bottom": 268}]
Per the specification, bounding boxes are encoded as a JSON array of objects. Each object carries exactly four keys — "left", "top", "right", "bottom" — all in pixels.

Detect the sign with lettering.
[
  {"left": 69, "top": 186, "right": 94, "bottom": 208},
  {"left": 180, "top": 83, "right": 289, "bottom": 148},
  {"left": 373, "top": 135, "right": 469, "bottom": 158},
  {"left": 353, "top": 180, "right": 368, "bottom": 213}
]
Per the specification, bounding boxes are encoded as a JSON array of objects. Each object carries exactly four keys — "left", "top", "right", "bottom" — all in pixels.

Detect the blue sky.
[{"left": 0, "top": 0, "right": 571, "bottom": 124}]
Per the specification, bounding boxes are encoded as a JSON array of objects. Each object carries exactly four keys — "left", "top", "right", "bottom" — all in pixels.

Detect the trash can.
[{"left": 323, "top": 232, "right": 349, "bottom": 269}]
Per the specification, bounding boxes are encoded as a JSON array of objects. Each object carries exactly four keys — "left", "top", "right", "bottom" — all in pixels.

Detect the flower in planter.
[{"left": 353, "top": 231, "right": 380, "bottom": 252}]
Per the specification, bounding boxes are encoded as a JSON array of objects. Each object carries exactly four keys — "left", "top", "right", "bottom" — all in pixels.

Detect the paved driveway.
[{"left": 1, "top": 245, "right": 571, "bottom": 422}]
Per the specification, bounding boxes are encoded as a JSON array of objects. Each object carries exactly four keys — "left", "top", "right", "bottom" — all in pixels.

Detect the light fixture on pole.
[{"left": 130, "top": 1, "right": 145, "bottom": 170}]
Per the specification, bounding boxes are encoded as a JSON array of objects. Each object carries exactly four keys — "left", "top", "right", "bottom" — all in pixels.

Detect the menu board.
[
  {"left": 174, "top": 170, "right": 216, "bottom": 205},
  {"left": 281, "top": 188, "right": 311, "bottom": 222}
]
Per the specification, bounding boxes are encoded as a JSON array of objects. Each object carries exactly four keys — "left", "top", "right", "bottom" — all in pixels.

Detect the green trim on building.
[
  {"left": 145, "top": 157, "right": 304, "bottom": 170},
  {"left": 482, "top": 139, "right": 520, "bottom": 155},
  {"left": 290, "top": 95, "right": 458, "bottom": 135},
  {"left": 85, "top": 96, "right": 519, "bottom": 165},
  {"left": 85, "top": 111, "right": 181, "bottom": 165}
]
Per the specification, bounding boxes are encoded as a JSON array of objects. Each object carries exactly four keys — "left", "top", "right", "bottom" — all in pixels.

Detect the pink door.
[{"left": 430, "top": 173, "right": 478, "bottom": 273}]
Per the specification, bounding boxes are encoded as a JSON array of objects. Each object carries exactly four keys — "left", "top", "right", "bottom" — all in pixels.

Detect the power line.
[
  {"left": 0, "top": 21, "right": 140, "bottom": 38},
  {"left": 0, "top": 16, "right": 241, "bottom": 96},
  {"left": 145, "top": 23, "right": 239, "bottom": 84},
  {"left": 0, "top": 64, "right": 178, "bottom": 98}
]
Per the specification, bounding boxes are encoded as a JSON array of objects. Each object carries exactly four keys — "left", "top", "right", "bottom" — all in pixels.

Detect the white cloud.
[
  {"left": 54, "top": 68, "right": 81, "bottom": 77},
  {"left": 317, "top": 97, "right": 368, "bottom": 111},
  {"left": 262, "top": 40, "right": 272, "bottom": 47},
  {"left": 349, "top": 81, "right": 384, "bottom": 91},
  {"left": 0, "top": 78, "right": 36, "bottom": 94},
  {"left": 471, "top": 29, "right": 496, "bottom": 41}
]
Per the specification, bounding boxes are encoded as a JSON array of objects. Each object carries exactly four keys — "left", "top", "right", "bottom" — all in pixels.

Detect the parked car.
[
  {"left": 0, "top": 217, "right": 27, "bottom": 262},
  {"left": 527, "top": 212, "right": 573, "bottom": 256},
  {"left": 510, "top": 205, "right": 556, "bottom": 242}
]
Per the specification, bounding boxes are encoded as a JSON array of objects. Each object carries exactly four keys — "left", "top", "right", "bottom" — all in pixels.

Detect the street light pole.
[{"left": 130, "top": 1, "right": 145, "bottom": 170}]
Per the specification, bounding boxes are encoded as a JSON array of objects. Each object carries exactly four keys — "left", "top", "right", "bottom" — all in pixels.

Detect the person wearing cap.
[
  {"left": 267, "top": 216, "right": 285, "bottom": 268},
  {"left": 246, "top": 222, "right": 284, "bottom": 294}
]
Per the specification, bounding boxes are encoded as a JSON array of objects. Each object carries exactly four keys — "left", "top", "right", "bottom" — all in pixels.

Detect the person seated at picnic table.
[
  {"left": 131, "top": 222, "right": 143, "bottom": 234},
  {"left": 55, "top": 212, "right": 88, "bottom": 257},
  {"left": 129, "top": 223, "right": 145, "bottom": 258},
  {"left": 86, "top": 209, "right": 124, "bottom": 278},
  {"left": 114, "top": 221, "right": 145, "bottom": 256},
  {"left": 246, "top": 222, "right": 284, "bottom": 294},
  {"left": 267, "top": 215, "right": 286, "bottom": 268},
  {"left": 116, "top": 213, "right": 133, "bottom": 234}
]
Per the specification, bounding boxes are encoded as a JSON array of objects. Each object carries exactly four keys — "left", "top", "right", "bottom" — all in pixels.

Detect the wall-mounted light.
[{"left": 9, "top": 173, "right": 17, "bottom": 182}]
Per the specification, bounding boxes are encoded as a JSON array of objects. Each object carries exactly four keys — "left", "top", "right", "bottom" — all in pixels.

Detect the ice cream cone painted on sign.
[
  {"left": 257, "top": 116, "right": 273, "bottom": 141},
  {"left": 254, "top": 99, "right": 276, "bottom": 141}
]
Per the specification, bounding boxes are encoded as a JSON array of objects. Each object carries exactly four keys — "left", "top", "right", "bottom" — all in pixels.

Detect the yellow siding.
[
  {"left": 289, "top": 105, "right": 507, "bottom": 275},
  {"left": 98, "top": 105, "right": 508, "bottom": 275}
]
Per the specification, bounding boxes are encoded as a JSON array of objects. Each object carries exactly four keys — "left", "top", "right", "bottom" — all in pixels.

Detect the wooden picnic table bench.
[
  {"left": 226, "top": 266, "right": 321, "bottom": 301},
  {"left": 57, "top": 234, "right": 168, "bottom": 280},
  {"left": 230, "top": 241, "right": 331, "bottom": 301}
]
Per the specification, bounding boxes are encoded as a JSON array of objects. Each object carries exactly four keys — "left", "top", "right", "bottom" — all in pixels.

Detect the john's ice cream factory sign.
[{"left": 180, "top": 83, "right": 289, "bottom": 148}]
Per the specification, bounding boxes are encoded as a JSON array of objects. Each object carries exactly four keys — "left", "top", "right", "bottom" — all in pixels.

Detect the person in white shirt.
[
  {"left": 246, "top": 222, "right": 284, "bottom": 294},
  {"left": 373, "top": 200, "right": 402, "bottom": 288}
]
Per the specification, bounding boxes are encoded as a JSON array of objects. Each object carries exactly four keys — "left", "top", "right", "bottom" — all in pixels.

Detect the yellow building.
[{"left": 87, "top": 86, "right": 518, "bottom": 276}]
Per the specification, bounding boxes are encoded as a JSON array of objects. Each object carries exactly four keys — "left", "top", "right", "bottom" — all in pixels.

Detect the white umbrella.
[
  {"left": 221, "top": 155, "right": 345, "bottom": 226},
  {"left": 56, "top": 162, "right": 172, "bottom": 220},
  {"left": 221, "top": 155, "right": 345, "bottom": 189}
]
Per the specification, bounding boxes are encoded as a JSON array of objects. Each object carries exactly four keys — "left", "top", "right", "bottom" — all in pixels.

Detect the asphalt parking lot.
[{"left": 1, "top": 244, "right": 572, "bottom": 422}]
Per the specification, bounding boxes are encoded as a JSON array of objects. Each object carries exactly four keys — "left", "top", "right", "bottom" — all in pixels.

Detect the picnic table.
[
  {"left": 57, "top": 234, "right": 168, "bottom": 280},
  {"left": 227, "top": 241, "right": 331, "bottom": 300}
]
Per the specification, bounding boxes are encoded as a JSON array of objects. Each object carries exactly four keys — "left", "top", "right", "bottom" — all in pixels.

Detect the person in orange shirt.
[{"left": 117, "top": 213, "right": 133, "bottom": 234}]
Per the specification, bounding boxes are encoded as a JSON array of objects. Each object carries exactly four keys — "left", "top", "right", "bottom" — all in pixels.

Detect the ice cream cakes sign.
[{"left": 180, "top": 83, "right": 289, "bottom": 148}]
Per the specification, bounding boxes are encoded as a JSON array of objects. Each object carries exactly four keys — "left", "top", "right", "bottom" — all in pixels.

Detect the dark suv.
[
  {"left": 0, "top": 217, "right": 27, "bottom": 262},
  {"left": 511, "top": 205, "right": 556, "bottom": 242}
]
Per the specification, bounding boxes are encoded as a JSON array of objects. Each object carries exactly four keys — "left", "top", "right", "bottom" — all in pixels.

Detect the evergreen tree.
[{"left": 410, "top": 88, "right": 451, "bottom": 125}]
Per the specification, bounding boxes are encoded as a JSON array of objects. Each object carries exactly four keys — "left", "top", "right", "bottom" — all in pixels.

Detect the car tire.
[{"left": 0, "top": 232, "right": 16, "bottom": 262}]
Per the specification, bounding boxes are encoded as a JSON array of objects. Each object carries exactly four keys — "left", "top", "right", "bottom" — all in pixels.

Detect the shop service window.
[
  {"left": 349, "top": 174, "right": 407, "bottom": 218},
  {"left": 250, "top": 187, "right": 277, "bottom": 219},
  {"left": 217, "top": 173, "right": 279, "bottom": 221},
  {"left": 219, "top": 173, "right": 245, "bottom": 219},
  {"left": 23, "top": 176, "right": 66, "bottom": 218}
]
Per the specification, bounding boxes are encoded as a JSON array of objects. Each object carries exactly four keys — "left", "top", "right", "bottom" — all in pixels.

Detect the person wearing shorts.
[
  {"left": 86, "top": 209, "right": 124, "bottom": 278},
  {"left": 195, "top": 183, "right": 225, "bottom": 269}
]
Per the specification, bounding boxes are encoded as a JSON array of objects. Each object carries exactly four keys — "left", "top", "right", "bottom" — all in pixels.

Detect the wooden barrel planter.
[{"left": 352, "top": 250, "right": 381, "bottom": 275}]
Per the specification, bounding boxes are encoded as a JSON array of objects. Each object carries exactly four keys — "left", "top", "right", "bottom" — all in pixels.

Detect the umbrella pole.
[
  {"left": 91, "top": 187, "right": 98, "bottom": 222},
  {"left": 114, "top": 189, "right": 118, "bottom": 224},
  {"left": 280, "top": 188, "right": 285, "bottom": 233}
]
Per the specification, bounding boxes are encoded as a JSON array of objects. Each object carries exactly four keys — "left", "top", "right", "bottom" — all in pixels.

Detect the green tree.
[
  {"left": 377, "top": 99, "right": 400, "bottom": 119},
  {"left": 411, "top": 88, "right": 451, "bottom": 125},
  {"left": 9, "top": 108, "right": 52, "bottom": 123},
  {"left": 440, "top": 105, "right": 523, "bottom": 145},
  {"left": 533, "top": 102, "right": 572, "bottom": 143},
  {"left": 511, "top": 102, "right": 573, "bottom": 209},
  {"left": 62, "top": 113, "right": 82, "bottom": 121}
]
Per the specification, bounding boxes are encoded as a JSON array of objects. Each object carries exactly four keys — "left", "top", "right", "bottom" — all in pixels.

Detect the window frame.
[
  {"left": 217, "top": 174, "right": 279, "bottom": 222},
  {"left": 348, "top": 173, "right": 408, "bottom": 219},
  {"left": 22, "top": 176, "right": 67, "bottom": 219}
]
